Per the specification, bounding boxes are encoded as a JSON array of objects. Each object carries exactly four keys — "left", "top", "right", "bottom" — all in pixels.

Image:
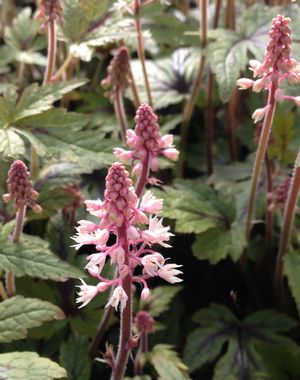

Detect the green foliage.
[
  {"left": 62, "top": 0, "right": 111, "bottom": 43},
  {"left": 0, "top": 351, "right": 67, "bottom": 380},
  {"left": 160, "top": 180, "right": 246, "bottom": 263},
  {"left": 184, "top": 303, "right": 297, "bottom": 377},
  {"left": 0, "top": 296, "right": 64, "bottom": 343},
  {"left": 0, "top": 226, "right": 84, "bottom": 281},
  {"left": 3, "top": 7, "right": 46, "bottom": 66},
  {"left": 59, "top": 336, "right": 92, "bottom": 380},
  {"left": 141, "top": 286, "right": 181, "bottom": 317},
  {"left": 283, "top": 251, "right": 300, "bottom": 316},
  {"left": 150, "top": 345, "right": 191, "bottom": 380}
]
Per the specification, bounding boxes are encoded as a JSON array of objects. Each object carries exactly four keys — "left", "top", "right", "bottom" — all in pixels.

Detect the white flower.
[
  {"left": 84, "top": 199, "right": 103, "bottom": 217},
  {"left": 140, "top": 191, "right": 163, "bottom": 214},
  {"left": 76, "top": 220, "right": 98, "bottom": 234},
  {"left": 71, "top": 229, "right": 109, "bottom": 250},
  {"left": 252, "top": 107, "right": 267, "bottom": 124},
  {"left": 85, "top": 252, "right": 107, "bottom": 276},
  {"left": 69, "top": 43, "right": 93, "bottom": 62},
  {"left": 110, "top": 246, "right": 125, "bottom": 266},
  {"left": 76, "top": 279, "right": 98, "bottom": 308},
  {"left": 142, "top": 216, "right": 173, "bottom": 247},
  {"left": 158, "top": 264, "right": 183, "bottom": 284},
  {"left": 141, "top": 253, "right": 165, "bottom": 276},
  {"left": 105, "top": 286, "right": 128, "bottom": 311},
  {"left": 141, "top": 287, "right": 151, "bottom": 301}
]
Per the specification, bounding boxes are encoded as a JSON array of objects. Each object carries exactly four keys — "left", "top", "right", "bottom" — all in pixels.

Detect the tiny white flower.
[
  {"left": 140, "top": 191, "right": 163, "bottom": 214},
  {"left": 76, "top": 279, "right": 98, "bottom": 308},
  {"left": 69, "top": 43, "right": 93, "bottom": 62},
  {"left": 142, "top": 216, "right": 173, "bottom": 247},
  {"left": 141, "top": 253, "right": 165, "bottom": 276},
  {"left": 105, "top": 286, "right": 128, "bottom": 311},
  {"left": 158, "top": 263, "right": 183, "bottom": 284}
]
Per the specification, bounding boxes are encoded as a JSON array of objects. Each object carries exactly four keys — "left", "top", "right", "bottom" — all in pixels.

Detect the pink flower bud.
[
  {"left": 252, "top": 78, "right": 266, "bottom": 93},
  {"left": 162, "top": 148, "right": 179, "bottom": 161},
  {"left": 141, "top": 287, "right": 151, "bottom": 301},
  {"left": 252, "top": 107, "right": 267, "bottom": 124},
  {"left": 236, "top": 78, "right": 254, "bottom": 90}
]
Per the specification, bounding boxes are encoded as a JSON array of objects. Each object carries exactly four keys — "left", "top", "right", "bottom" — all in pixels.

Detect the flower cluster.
[
  {"left": 36, "top": 0, "right": 62, "bottom": 30},
  {"left": 114, "top": 103, "right": 179, "bottom": 176},
  {"left": 101, "top": 46, "right": 131, "bottom": 100},
  {"left": 73, "top": 162, "right": 182, "bottom": 309},
  {"left": 237, "top": 14, "right": 300, "bottom": 123},
  {"left": 2, "top": 160, "right": 42, "bottom": 213}
]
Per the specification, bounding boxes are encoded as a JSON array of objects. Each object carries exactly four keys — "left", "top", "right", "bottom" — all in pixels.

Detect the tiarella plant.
[{"left": 72, "top": 103, "right": 181, "bottom": 379}]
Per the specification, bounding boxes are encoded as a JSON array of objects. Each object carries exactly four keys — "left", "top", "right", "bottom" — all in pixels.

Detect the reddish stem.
[
  {"left": 44, "top": 19, "right": 56, "bottom": 84},
  {"left": 111, "top": 226, "right": 132, "bottom": 380},
  {"left": 274, "top": 152, "right": 300, "bottom": 301},
  {"left": 265, "top": 154, "right": 273, "bottom": 249},
  {"left": 135, "top": 151, "right": 150, "bottom": 198},
  {"left": 114, "top": 86, "right": 128, "bottom": 143},
  {"left": 134, "top": 0, "right": 152, "bottom": 106},
  {"left": 205, "top": 73, "right": 214, "bottom": 175}
]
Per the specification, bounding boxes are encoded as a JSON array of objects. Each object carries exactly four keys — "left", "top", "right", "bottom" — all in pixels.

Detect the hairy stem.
[
  {"left": 6, "top": 205, "right": 26, "bottom": 297},
  {"left": 128, "top": 64, "right": 141, "bottom": 109},
  {"left": 134, "top": 332, "right": 148, "bottom": 375},
  {"left": 134, "top": 0, "right": 153, "bottom": 106},
  {"left": 265, "top": 154, "right": 273, "bottom": 249},
  {"left": 180, "top": 0, "right": 207, "bottom": 175},
  {"left": 32, "top": 18, "right": 57, "bottom": 179},
  {"left": 274, "top": 151, "right": 300, "bottom": 297},
  {"left": 245, "top": 78, "right": 277, "bottom": 238},
  {"left": 226, "top": 89, "right": 239, "bottom": 161},
  {"left": 114, "top": 87, "right": 128, "bottom": 143},
  {"left": 111, "top": 226, "right": 132, "bottom": 380},
  {"left": 135, "top": 151, "right": 150, "bottom": 198},
  {"left": 0, "top": 281, "right": 8, "bottom": 301}
]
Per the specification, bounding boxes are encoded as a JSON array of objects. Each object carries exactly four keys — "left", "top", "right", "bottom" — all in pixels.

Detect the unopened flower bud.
[
  {"left": 236, "top": 78, "right": 254, "bottom": 90},
  {"left": 252, "top": 107, "right": 267, "bottom": 124},
  {"left": 134, "top": 311, "right": 155, "bottom": 333}
]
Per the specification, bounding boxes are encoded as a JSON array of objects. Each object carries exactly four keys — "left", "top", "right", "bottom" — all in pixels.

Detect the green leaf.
[
  {"left": 0, "top": 296, "right": 64, "bottom": 343},
  {"left": 192, "top": 224, "right": 246, "bottom": 264},
  {"left": 13, "top": 128, "right": 48, "bottom": 157},
  {"left": 184, "top": 303, "right": 296, "bottom": 376},
  {"left": 151, "top": 345, "right": 191, "bottom": 380},
  {"left": 0, "top": 129, "right": 25, "bottom": 160},
  {"left": 0, "top": 351, "right": 67, "bottom": 379},
  {"left": 14, "top": 80, "right": 86, "bottom": 121},
  {"left": 141, "top": 286, "right": 181, "bottom": 318},
  {"left": 59, "top": 336, "right": 92, "bottom": 380},
  {"left": 284, "top": 251, "right": 300, "bottom": 316},
  {"left": 15, "top": 109, "right": 90, "bottom": 129},
  {"left": 0, "top": 227, "right": 85, "bottom": 281},
  {"left": 62, "top": 0, "right": 111, "bottom": 43}
]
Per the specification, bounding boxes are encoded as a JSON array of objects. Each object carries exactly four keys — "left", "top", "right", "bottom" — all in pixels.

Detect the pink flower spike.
[
  {"left": 157, "top": 263, "right": 183, "bottom": 284},
  {"left": 140, "top": 191, "right": 163, "bottom": 214},
  {"left": 76, "top": 279, "right": 99, "bottom": 308},
  {"left": 105, "top": 286, "right": 128, "bottom": 311},
  {"left": 141, "top": 253, "right": 165, "bottom": 276},
  {"left": 252, "top": 107, "right": 267, "bottom": 124},
  {"left": 236, "top": 78, "right": 254, "bottom": 90},
  {"left": 142, "top": 216, "right": 174, "bottom": 248},
  {"left": 163, "top": 148, "right": 179, "bottom": 161}
]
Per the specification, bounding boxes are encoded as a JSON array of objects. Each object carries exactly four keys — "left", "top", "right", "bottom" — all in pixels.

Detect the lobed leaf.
[
  {"left": 0, "top": 351, "right": 67, "bottom": 379},
  {"left": 0, "top": 296, "right": 64, "bottom": 343},
  {"left": 0, "top": 228, "right": 85, "bottom": 281}
]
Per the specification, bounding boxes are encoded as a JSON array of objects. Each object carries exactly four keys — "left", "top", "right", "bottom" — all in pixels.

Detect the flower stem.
[
  {"left": 245, "top": 78, "right": 277, "bottom": 238},
  {"left": 114, "top": 87, "right": 128, "bottom": 143},
  {"left": 179, "top": 0, "right": 207, "bottom": 176},
  {"left": 44, "top": 19, "right": 56, "bottom": 84},
  {"left": 205, "top": 72, "right": 214, "bottom": 175},
  {"left": 0, "top": 281, "right": 8, "bottom": 301},
  {"left": 134, "top": 332, "right": 148, "bottom": 375},
  {"left": 128, "top": 64, "right": 141, "bottom": 109},
  {"left": 265, "top": 153, "right": 273, "bottom": 249},
  {"left": 6, "top": 205, "right": 26, "bottom": 297},
  {"left": 111, "top": 226, "right": 132, "bottom": 380},
  {"left": 274, "top": 151, "right": 300, "bottom": 297},
  {"left": 225, "top": 0, "right": 235, "bottom": 29},
  {"left": 226, "top": 88, "right": 239, "bottom": 161},
  {"left": 134, "top": 0, "right": 153, "bottom": 106},
  {"left": 32, "top": 18, "right": 57, "bottom": 179},
  {"left": 52, "top": 53, "right": 73, "bottom": 82},
  {"left": 135, "top": 151, "right": 150, "bottom": 198}
]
